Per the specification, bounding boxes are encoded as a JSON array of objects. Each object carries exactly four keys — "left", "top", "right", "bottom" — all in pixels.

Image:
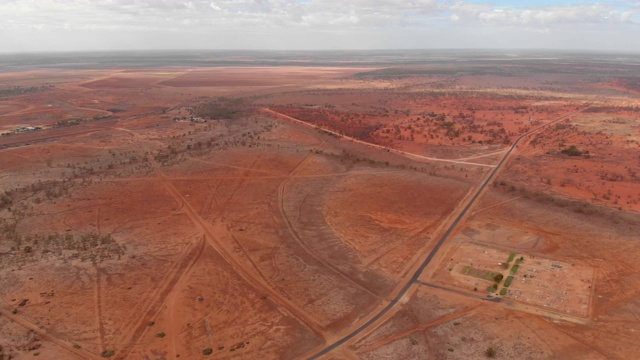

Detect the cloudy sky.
[{"left": 1, "top": 0, "right": 639, "bottom": 53}]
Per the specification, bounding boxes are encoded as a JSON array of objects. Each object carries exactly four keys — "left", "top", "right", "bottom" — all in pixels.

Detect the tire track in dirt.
[
  {"left": 165, "top": 234, "right": 207, "bottom": 358},
  {"left": 353, "top": 303, "right": 483, "bottom": 355},
  {"left": 191, "top": 157, "right": 284, "bottom": 177},
  {"left": 94, "top": 267, "right": 106, "bottom": 352},
  {"left": 197, "top": 155, "right": 310, "bottom": 301},
  {"left": 276, "top": 144, "right": 383, "bottom": 299},
  {"left": 537, "top": 315, "right": 611, "bottom": 359},
  {"left": 99, "top": 169, "right": 402, "bottom": 183},
  {"left": 116, "top": 237, "right": 205, "bottom": 358},
  {"left": 262, "top": 108, "right": 496, "bottom": 168},
  {"left": 471, "top": 186, "right": 545, "bottom": 216},
  {"left": 146, "top": 155, "right": 328, "bottom": 339},
  {"left": 96, "top": 206, "right": 101, "bottom": 234},
  {"left": 208, "top": 154, "right": 265, "bottom": 217},
  {"left": 455, "top": 149, "right": 507, "bottom": 161},
  {"left": 119, "top": 127, "right": 326, "bottom": 344},
  {"left": 223, "top": 224, "right": 272, "bottom": 282},
  {"left": 0, "top": 307, "right": 97, "bottom": 359},
  {"left": 200, "top": 180, "right": 219, "bottom": 219}
]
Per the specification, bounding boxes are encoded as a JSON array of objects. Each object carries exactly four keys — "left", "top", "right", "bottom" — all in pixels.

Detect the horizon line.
[{"left": 2, "top": 48, "right": 640, "bottom": 56}]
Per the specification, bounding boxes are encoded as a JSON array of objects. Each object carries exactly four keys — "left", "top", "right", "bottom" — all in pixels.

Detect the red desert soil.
[
  {"left": 1, "top": 63, "right": 639, "bottom": 359},
  {"left": 159, "top": 67, "right": 374, "bottom": 87}
]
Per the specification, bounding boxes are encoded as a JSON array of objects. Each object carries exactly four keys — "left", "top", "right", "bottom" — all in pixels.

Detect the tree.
[{"left": 561, "top": 145, "right": 582, "bottom": 156}]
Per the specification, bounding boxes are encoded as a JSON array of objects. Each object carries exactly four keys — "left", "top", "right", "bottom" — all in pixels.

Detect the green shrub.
[
  {"left": 101, "top": 350, "right": 115, "bottom": 358},
  {"left": 510, "top": 265, "right": 519, "bottom": 274},
  {"left": 485, "top": 347, "right": 496, "bottom": 358},
  {"left": 504, "top": 276, "right": 514, "bottom": 287},
  {"left": 561, "top": 145, "right": 582, "bottom": 156}
]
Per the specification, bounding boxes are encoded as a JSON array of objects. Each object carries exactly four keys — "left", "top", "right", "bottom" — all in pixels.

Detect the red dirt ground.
[
  {"left": 1, "top": 62, "right": 639, "bottom": 359},
  {"left": 159, "top": 67, "right": 373, "bottom": 87}
]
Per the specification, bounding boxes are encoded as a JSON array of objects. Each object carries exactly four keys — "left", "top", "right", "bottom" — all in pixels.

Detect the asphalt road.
[{"left": 308, "top": 107, "right": 588, "bottom": 359}]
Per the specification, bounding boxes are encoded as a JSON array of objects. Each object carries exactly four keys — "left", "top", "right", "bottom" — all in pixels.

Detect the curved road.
[{"left": 308, "top": 107, "right": 588, "bottom": 359}]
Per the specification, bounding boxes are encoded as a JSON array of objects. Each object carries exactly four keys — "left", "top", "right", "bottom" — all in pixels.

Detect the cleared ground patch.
[{"left": 432, "top": 242, "right": 594, "bottom": 317}]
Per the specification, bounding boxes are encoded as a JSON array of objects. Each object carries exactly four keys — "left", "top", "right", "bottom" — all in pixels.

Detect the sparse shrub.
[
  {"left": 101, "top": 350, "right": 115, "bottom": 357},
  {"left": 485, "top": 347, "right": 496, "bottom": 357},
  {"left": 202, "top": 348, "right": 213, "bottom": 356},
  {"left": 561, "top": 145, "right": 582, "bottom": 156},
  {"left": 156, "top": 332, "right": 165, "bottom": 338}
]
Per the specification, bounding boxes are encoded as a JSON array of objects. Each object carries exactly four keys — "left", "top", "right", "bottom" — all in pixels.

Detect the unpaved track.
[
  {"left": 0, "top": 307, "right": 96, "bottom": 359},
  {"left": 354, "top": 302, "right": 483, "bottom": 354},
  {"left": 276, "top": 140, "right": 383, "bottom": 299},
  {"left": 146, "top": 152, "right": 328, "bottom": 338},
  {"left": 113, "top": 125, "right": 327, "bottom": 339},
  {"left": 116, "top": 237, "right": 205, "bottom": 358},
  {"left": 261, "top": 108, "right": 496, "bottom": 168},
  {"left": 165, "top": 235, "right": 206, "bottom": 358},
  {"left": 94, "top": 267, "right": 106, "bottom": 352}
]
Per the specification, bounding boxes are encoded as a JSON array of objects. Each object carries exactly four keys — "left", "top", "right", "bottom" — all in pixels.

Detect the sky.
[{"left": 1, "top": 0, "right": 639, "bottom": 53}]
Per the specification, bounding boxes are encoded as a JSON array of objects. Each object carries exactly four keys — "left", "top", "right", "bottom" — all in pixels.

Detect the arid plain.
[{"left": 1, "top": 53, "right": 639, "bottom": 359}]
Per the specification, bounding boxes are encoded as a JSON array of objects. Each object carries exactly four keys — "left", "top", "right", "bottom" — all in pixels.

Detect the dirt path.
[
  {"left": 94, "top": 267, "right": 106, "bottom": 352},
  {"left": 116, "top": 237, "right": 205, "bottom": 358},
  {"left": 455, "top": 149, "right": 507, "bottom": 161},
  {"left": 165, "top": 234, "right": 207, "bottom": 358},
  {"left": 146, "top": 152, "right": 328, "bottom": 339},
  {"left": 0, "top": 307, "right": 97, "bottom": 359},
  {"left": 111, "top": 124, "right": 328, "bottom": 340},
  {"left": 276, "top": 141, "right": 383, "bottom": 299},
  {"left": 261, "top": 108, "right": 497, "bottom": 168},
  {"left": 354, "top": 303, "right": 483, "bottom": 354}
]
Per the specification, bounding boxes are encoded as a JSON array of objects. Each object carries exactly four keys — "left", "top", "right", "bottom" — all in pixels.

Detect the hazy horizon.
[{"left": 3, "top": 48, "right": 640, "bottom": 74}]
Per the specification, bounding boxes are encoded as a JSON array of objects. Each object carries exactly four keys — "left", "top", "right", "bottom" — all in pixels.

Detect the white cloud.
[
  {"left": 0, "top": 0, "right": 638, "bottom": 52},
  {"left": 450, "top": 2, "right": 637, "bottom": 26}
]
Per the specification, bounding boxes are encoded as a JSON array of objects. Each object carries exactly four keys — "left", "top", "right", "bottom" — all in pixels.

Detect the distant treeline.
[
  {"left": 584, "top": 106, "right": 640, "bottom": 113},
  {"left": 193, "top": 97, "right": 247, "bottom": 120},
  {"left": 0, "top": 86, "right": 45, "bottom": 97}
]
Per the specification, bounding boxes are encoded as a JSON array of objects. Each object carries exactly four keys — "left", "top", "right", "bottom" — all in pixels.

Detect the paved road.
[{"left": 308, "top": 107, "right": 588, "bottom": 359}]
